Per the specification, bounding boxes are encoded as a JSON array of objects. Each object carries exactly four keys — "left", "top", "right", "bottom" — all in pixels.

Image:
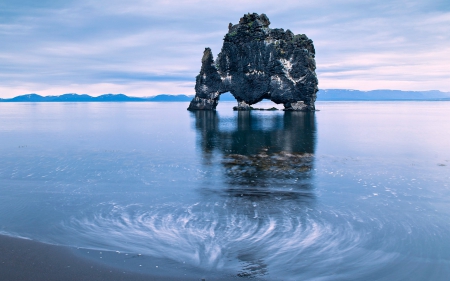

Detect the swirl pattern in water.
[{"left": 67, "top": 200, "right": 383, "bottom": 279}]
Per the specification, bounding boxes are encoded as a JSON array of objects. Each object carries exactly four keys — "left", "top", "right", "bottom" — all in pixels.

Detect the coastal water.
[{"left": 0, "top": 101, "right": 449, "bottom": 280}]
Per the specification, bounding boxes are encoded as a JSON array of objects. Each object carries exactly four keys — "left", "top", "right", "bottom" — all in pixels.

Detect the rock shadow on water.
[{"left": 192, "top": 109, "right": 316, "bottom": 191}]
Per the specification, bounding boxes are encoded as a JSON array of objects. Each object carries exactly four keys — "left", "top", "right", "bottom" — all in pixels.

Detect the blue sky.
[{"left": 0, "top": 0, "right": 449, "bottom": 98}]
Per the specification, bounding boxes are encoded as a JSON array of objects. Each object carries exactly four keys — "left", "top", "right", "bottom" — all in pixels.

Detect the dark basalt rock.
[{"left": 188, "top": 13, "right": 318, "bottom": 111}]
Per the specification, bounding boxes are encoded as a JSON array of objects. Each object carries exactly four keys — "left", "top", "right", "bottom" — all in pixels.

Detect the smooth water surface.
[{"left": 0, "top": 101, "right": 449, "bottom": 280}]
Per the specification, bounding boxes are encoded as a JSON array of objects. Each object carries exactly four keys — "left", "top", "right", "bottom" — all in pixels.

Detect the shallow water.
[{"left": 0, "top": 101, "right": 449, "bottom": 280}]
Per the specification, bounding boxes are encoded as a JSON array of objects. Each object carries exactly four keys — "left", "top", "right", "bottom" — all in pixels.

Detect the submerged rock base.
[
  {"left": 233, "top": 106, "right": 279, "bottom": 111},
  {"left": 188, "top": 13, "right": 318, "bottom": 111}
]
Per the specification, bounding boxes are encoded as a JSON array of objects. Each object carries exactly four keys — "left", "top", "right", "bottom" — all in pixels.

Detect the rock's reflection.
[
  {"left": 191, "top": 110, "right": 317, "bottom": 276},
  {"left": 192, "top": 110, "right": 316, "bottom": 200}
]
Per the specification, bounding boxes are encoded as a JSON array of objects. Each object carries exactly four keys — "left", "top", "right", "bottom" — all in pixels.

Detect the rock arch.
[{"left": 188, "top": 13, "right": 318, "bottom": 111}]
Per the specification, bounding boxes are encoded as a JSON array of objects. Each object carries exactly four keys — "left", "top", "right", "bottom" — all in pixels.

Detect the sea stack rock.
[{"left": 188, "top": 13, "right": 318, "bottom": 111}]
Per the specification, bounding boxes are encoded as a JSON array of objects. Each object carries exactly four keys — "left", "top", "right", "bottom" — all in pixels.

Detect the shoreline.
[{"left": 0, "top": 234, "right": 210, "bottom": 281}]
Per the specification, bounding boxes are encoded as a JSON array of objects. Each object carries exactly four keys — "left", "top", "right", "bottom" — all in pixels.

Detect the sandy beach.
[{"left": 0, "top": 234, "right": 204, "bottom": 281}]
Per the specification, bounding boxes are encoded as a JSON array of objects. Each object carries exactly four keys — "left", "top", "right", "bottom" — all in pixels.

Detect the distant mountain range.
[
  {"left": 1, "top": 90, "right": 449, "bottom": 102},
  {"left": 317, "top": 89, "right": 450, "bottom": 101},
  {"left": 0, "top": 93, "right": 194, "bottom": 102}
]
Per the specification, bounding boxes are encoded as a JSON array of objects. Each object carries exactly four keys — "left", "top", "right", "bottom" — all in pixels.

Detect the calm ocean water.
[{"left": 0, "top": 101, "right": 449, "bottom": 280}]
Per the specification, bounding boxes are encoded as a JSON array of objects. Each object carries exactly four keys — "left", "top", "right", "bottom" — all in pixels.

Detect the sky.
[{"left": 0, "top": 0, "right": 449, "bottom": 98}]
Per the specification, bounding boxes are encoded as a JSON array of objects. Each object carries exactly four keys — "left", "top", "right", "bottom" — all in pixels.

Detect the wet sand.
[{"left": 0, "top": 235, "right": 203, "bottom": 281}]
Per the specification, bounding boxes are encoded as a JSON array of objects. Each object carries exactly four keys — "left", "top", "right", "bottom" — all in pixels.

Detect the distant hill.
[
  {"left": 147, "top": 94, "right": 193, "bottom": 102},
  {"left": 316, "top": 89, "right": 450, "bottom": 101},
  {"left": 1, "top": 90, "right": 450, "bottom": 102}
]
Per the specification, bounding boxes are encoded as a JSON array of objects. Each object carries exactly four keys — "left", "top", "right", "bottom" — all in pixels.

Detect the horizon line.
[{"left": 1, "top": 88, "right": 450, "bottom": 99}]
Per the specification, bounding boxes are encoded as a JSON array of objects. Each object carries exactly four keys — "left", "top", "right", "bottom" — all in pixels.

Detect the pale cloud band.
[{"left": 0, "top": 0, "right": 449, "bottom": 98}]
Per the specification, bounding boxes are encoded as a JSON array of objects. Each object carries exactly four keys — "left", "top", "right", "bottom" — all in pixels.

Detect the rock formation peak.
[{"left": 188, "top": 13, "right": 318, "bottom": 111}]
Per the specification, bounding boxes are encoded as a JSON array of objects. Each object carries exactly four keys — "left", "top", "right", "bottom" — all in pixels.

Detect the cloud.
[{"left": 0, "top": 0, "right": 449, "bottom": 98}]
